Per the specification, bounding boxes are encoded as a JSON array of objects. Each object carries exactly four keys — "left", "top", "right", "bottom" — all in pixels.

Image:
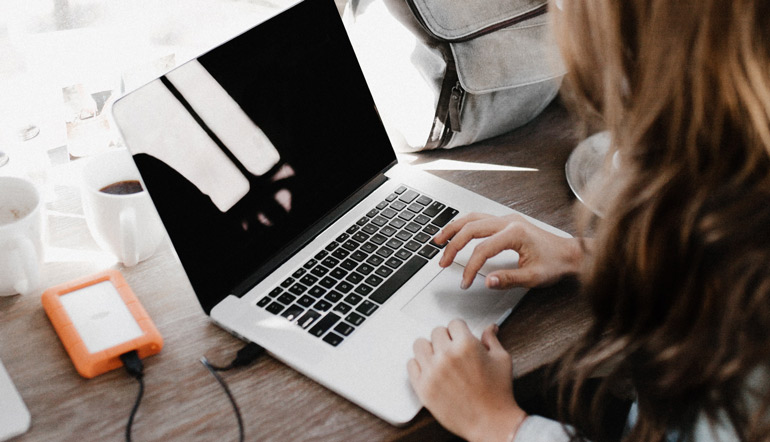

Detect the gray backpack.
[{"left": 343, "top": 0, "right": 565, "bottom": 151}]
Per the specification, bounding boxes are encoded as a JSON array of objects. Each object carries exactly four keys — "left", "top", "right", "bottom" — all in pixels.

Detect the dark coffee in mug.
[{"left": 100, "top": 180, "right": 143, "bottom": 195}]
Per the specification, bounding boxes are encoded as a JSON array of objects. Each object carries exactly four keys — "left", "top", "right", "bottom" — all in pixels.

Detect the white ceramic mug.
[
  {"left": 81, "top": 149, "right": 164, "bottom": 267},
  {"left": 0, "top": 176, "right": 44, "bottom": 296}
]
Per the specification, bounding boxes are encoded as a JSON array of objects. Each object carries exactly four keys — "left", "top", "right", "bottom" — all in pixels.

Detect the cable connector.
[
  {"left": 120, "top": 350, "right": 144, "bottom": 379},
  {"left": 203, "top": 342, "right": 265, "bottom": 372}
]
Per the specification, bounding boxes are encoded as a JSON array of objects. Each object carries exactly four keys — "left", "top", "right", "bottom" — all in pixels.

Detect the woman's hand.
[
  {"left": 407, "top": 320, "right": 527, "bottom": 442},
  {"left": 433, "top": 212, "right": 586, "bottom": 290}
]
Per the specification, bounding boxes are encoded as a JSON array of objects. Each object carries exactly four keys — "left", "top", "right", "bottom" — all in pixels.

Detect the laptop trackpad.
[{"left": 400, "top": 263, "right": 525, "bottom": 335}]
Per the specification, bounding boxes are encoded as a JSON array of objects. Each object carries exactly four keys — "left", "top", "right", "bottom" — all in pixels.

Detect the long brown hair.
[{"left": 551, "top": 0, "right": 770, "bottom": 440}]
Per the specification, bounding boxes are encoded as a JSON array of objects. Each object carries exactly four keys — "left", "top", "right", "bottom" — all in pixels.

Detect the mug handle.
[
  {"left": 120, "top": 207, "right": 140, "bottom": 267},
  {"left": 10, "top": 236, "right": 40, "bottom": 296}
]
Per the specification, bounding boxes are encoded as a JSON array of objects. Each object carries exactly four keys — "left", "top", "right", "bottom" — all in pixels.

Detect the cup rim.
[
  {"left": 0, "top": 176, "right": 42, "bottom": 228},
  {"left": 82, "top": 149, "right": 146, "bottom": 199}
]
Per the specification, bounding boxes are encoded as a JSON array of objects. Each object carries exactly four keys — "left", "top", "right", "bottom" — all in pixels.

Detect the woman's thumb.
[{"left": 481, "top": 323, "right": 503, "bottom": 351}]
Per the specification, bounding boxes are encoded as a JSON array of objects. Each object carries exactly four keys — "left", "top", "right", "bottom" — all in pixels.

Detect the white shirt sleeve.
[{"left": 513, "top": 416, "right": 573, "bottom": 442}]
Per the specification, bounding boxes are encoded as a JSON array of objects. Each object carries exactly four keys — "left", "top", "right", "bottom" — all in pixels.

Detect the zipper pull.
[{"left": 448, "top": 82, "right": 464, "bottom": 133}]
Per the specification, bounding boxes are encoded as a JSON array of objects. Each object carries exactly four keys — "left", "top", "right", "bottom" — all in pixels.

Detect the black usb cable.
[
  {"left": 119, "top": 351, "right": 144, "bottom": 442},
  {"left": 200, "top": 342, "right": 265, "bottom": 442}
]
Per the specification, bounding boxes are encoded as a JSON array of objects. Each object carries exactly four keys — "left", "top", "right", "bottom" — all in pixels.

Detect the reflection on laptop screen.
[{"left": 113, "top": 0, "right": 396, "bottom": 313}]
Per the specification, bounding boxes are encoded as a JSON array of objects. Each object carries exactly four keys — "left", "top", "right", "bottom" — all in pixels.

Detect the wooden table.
[{"left": 0, "top": 98, "right": 591, "bottom": 441}]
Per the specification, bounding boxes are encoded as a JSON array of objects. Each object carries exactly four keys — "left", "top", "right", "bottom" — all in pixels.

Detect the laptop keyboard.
[{"left": 256, "top": 185, "right": 458, "bottom": 346}]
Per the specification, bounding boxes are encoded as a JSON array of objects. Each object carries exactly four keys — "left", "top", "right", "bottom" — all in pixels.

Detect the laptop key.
[
  {"left": 404, "top": 222, "right": 421, "bottom": 233},
  {"left": 315, "top": 250, "right": 329, "bottom": 260},
  {"left": 335, "top": 281, "right": 354, "bottom": 293},
  {"left": 292, "top": 268, "right": 306, "bottom": 278},
  {"left": 375, "top": 266, "right": 393, "bottom": 278},
  {"left": 390, "top": 200, "right": 406, "bottom": 211},
  {"left": 385, "top": 257, "right": 404, "bottom": 269},
  {"left": 278, "top": 293, "right": 298, "bottom": 304},
  {"left": 356, "top": 300, "right": 378, "bottom": 316},
  {"left": 369, "top": 256, "right": 428, "bottom": 304},
  {"left": 376, "top": 246, "right": 395, "bottom": 258},
  {"left": 352, "top": 232, "right": 370, "bottom": 243},
  {"left": 334, "top": 322, "right": 355, "bottom": 336},
  {"left": 319, "top": 277, "right": 337, "bottom": 289},
  {"left": 333, "top": 303, "right": 352, "bottom": 315},
  {"left": 356, "top": 263, "right": 374, "bottom": 275},
  {"left": 344, "top": 293, "right": 363, "bottom": 305},
  {"left": 288, "top": 283, "right": 307, "bottom": 296},
  {"left": 257, "top": 296, "right": 271, "bottom": 307},
  {"left": 364, "top": 274, "right": 383, "bottom": 286},
  {"left": 330, "top": 268, "right": 348, "bottom": 279},
  {"left": 300, "top": 274, "right": 318, "bottom": 286},
  {"left": 308, "top": 286, "right": 326, "bottom": 298},
  {"left": 325, "top": 241, "right": 339, "bottom": 251},
  {"left": 370, "top": 233, "right": 387, "bottom": 245},
  {"left": 309, "top": 312, "right": 341, "bottom": 337},
  {"left": 323, "top": 332, "right": 344, "bottom": 347},
  {"left": 297, "top": 310, "right": 322, "bottom": 329},
  {"left": 395, "top": 230, "right": 412, "bottom": 241},
  {"left": 376, "top": 200, "right": 389, "bottom": 210},
  {"left": 346, "top": 312, "right": 366, "bottom": 326},
  {"left": 351, "top": 251, "right": 368, "bottom": 262},
  {"left": 325, "top": 290, "right": 343, "bottom": 303},
  {"left": 395, "top": 249, "right": 412, "bottom": 261},
  {"left": 366, "top": 209, "right": 379, "bottom": 218},
  {"left": 280, "top": 277, "right": 295, "bottom": 288},
  {"left": 398, "top": 189, "right": 419, "bottom": 203},
  {"left": 422, "top": 201, "right": 446, "bottom": 217},
  {"left": 321, "top": 257, "right": 340, "bottom": 268},
  {"left": 303, "top": 259, "right": 318, "bottom": 269},
  {"left": 314, "top": 299, "right": 333, "bottom": 312},
  {"left": 431, "top": 207, "right": 459, "bottom": 227},
  {"left": 366, "top": 255, "right": 384, "bottom": 266},
  {"left": 394, "top": 186, "right": 407, "bottom": 195},
  {"left": 345, "top": 272, "right": 364, "bottom": 284},
  {"left": 414, "top": 232, "right": 431, "bottom": 243},
  {"left": 414, "top": 214, "right": 431, "bottom": 225},
  {"left": 360, "top": 242, "right": 377, "bottom": 254},
  {"left": 389, "top": 218, "right": 406, "bottom": 229},
  {"left": 266, "top": 302, "right": 285, "bottom": 315},
  {"left": 362, "top": 223, "right": 378, "bottom": 235},
  {"left": 311, "top": 265, "right": 329, "bottom": 277},
  {"left": 281, "top": 304, "right": 304, "bottom": 321},
  {"left": 407, "top": 203, "right": 423, "bottom": 213},
  {"left": 346, "top": 224, "right": 359, "bottom": 234},
  {"left": 418, "top": 244, "right": 440, "bottom": 259},
  {"left": 371, "top": 215, "right": 388, "bottom": 227},
  {"left": 340, "top": 259, "right": 358, "bottom": 270},
  {"left": 354, "top": 284, "right": 373, "bottom": 296},
  {"left": 416, "top": 195, "right": 432, "bottom": 206},
  {"left": 423, "top": 224, "right": 439, "bottom": 235},
  {"left": 298, "top": 295, "right": 316, "bottom": 307},
  {"left": 332, "top": 248, "right": 350, "bottom": 260},
  {"left": 269, "top": 287, "right": 283, "bottom": 297}
]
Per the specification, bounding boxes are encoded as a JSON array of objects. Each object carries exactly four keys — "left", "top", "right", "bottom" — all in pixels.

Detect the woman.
[{"left": 407, "top": 0, "right": 770, "bottom": 441}]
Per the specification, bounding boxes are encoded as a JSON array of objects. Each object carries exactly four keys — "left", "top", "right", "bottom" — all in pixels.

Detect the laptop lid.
[{"left": 112, "top": 0, "right": 397, "bottom": 314}]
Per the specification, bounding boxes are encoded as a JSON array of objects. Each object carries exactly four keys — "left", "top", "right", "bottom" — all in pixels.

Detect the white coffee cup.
[
  {"left": 81, "top": 149, "right": 164, "bottom": 267},
  {"left": 0, "top": 176, "right": 44, "bottom": 296}
]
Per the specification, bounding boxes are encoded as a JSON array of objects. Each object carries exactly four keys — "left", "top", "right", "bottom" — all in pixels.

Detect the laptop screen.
[{"left": 112, "top": 0, "right": 397, "bottom": 314}]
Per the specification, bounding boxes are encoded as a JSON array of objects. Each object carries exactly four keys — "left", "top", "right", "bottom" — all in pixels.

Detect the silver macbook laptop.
[{"left": 111, "top": 0, "right": 569, "bottom": 425}]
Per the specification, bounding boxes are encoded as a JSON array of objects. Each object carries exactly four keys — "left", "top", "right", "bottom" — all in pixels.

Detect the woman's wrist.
[{"left": 468, "top": 405, "right": 527, "bottom": 442}]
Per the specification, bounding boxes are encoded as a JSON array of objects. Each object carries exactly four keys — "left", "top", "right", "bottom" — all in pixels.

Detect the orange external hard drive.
[{"left": 41, "top": 269, "right": 163, "bottom": 378}]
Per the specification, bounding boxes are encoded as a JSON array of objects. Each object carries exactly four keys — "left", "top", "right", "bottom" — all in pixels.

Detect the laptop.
[{"left": 111, "top": 0, "right": 570, "bottom": 425}]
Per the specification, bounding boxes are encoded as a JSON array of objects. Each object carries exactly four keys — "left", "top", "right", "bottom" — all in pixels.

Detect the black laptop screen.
[{"left": 113, "top": 0, "right": 397, "bottom": 314}]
